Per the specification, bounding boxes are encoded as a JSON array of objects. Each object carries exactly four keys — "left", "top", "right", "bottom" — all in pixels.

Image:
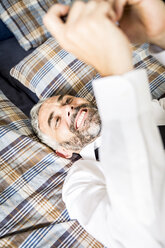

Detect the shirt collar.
[{"left": 80, "top": 136, "right": 101, "bottom": 160}]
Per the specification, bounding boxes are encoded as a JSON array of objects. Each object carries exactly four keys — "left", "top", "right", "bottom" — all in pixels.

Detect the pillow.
[
  {"left": 0, "top": 18, "right": 13, "bottom": 40},
  {"left": 0, "top": 0, "right": 70, "bottom": 50},
  {"left": 132, "top": 43, "right": 165, "bottom": 99},
  {"left": 10, "top": 37, "right": 99, "bottom": 102},
  {"left": 11, "top": 40, "right": 165, "bottom": 100},
  {"left": 0, "top": 89, "right": 103, "bottom": 247}
]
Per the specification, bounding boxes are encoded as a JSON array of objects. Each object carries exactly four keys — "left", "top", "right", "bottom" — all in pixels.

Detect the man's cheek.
[{"left": 58, "top": 128, "right": 75, "bottom": 143}]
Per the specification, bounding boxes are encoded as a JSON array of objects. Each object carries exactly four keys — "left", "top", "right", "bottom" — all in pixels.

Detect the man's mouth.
[{"left": 75, "top": 109, "right": 87, "bottom": 129}]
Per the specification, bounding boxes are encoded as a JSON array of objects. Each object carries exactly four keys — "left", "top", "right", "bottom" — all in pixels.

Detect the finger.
[
  {"left": 94, "top": 1, "right": 112, "bottom": 14},
  {"left": 43, "top": 4, "right": 70, "bottom": 38},
  {"left": 108, "top": 8, "right": 117, "bottom": 22},
  {"left": 107, "top": 0, "right": 119, "bottom": 21},
  {"left": 94, "top": 1, "right": 117, "bottom": 22},
  {"left": 67, "top": 1, "right": 85, "bottom": 24},
  {"left": 107, "top": 0, "right": 118, "bottom": 22},
  {"left": 114, "top": 0, "right": 127, "bottom": 20}
]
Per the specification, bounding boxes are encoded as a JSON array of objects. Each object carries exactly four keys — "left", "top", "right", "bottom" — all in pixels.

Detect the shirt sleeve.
[
  {"left": 152, "top": 98, "right": 165, "bottom": 125},
  {"left": 62, "top": 69, "right": 165, "bottom": 248},
  {"left": 148, "top": 44, "right": 165, "bottom": 125}
]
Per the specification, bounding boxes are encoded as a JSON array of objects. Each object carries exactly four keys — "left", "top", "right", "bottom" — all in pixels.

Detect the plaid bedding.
[
  {"left": 11, "top": 39, "right": 165, "bottom": 101},
  {"left": 133, "top": 43, "right": 165, "bottom": 99},
  {"left": 0, "top": 90, "right": 104, "bottom": 247},
  {"left": 10, "top": 37, "right": 98, "bottom": 102},
  {"left": 0, "top": 0, "right": 71, "bottom": 51}
]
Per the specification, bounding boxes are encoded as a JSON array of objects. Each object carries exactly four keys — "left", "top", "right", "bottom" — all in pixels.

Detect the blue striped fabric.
[{"left": 0, "top": 90, "right": 104, "bottom": 247}]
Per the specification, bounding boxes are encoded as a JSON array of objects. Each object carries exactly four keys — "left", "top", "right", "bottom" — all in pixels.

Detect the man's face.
[{"left": 38, "top": 95, "right": 101, "bottom": 152}]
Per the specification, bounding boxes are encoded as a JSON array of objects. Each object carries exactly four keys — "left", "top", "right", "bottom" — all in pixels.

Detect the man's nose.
[{"left": 63, "top": 104, "right": 74, "bottom": 119}]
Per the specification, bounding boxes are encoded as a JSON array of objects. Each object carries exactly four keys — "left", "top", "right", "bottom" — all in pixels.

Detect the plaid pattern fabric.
[
  {"left": 10, "top": 37, "right": 99, "bottom": 103},
  {"left": 0, "top": 90, "right": 104, "bottom": 247},
  {"left": 133, "top": 43, "right": 165, "bottom": 98},
  {"left": 11, "top": 39, "right": 165, "bottom": 100},
  {"left": 0, "top": 0, "right": 71, "bottom": 51}
]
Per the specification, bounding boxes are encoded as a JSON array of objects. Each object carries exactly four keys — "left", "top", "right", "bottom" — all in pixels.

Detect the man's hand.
[
  {"left": 43, "top": 1, "right": 133, "bottom": 76},
  {"left": 114, "top": 0, "right": 165, "bottom": 49}
]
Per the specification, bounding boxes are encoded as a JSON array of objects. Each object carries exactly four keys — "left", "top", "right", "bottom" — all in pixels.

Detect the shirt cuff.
[{"left": 92, "top": 69, "right": 151, "bottom": 121}]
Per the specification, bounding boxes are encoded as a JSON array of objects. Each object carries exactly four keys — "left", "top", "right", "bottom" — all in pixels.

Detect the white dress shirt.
[
  {"left": 80, "top": 100, "right": 165, "bottom": 160},
  {"left": 80, "top": 136, "right": 101, "bottom": 160},
  {"left": 62, "top": 48, "right": 165, "bottom": 247}
]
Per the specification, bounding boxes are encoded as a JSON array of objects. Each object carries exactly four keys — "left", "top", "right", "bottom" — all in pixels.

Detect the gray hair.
[{"left": 30, "top": 99, "right": 59, "bottom": 150}]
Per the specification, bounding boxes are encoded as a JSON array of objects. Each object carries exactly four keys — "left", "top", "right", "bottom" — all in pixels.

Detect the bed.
[
  {"left": 0, "top": 1, "right": 165, "bottom": 247},
  {"left": 0, "top": 39, "right": 104, "bottom": 248}
]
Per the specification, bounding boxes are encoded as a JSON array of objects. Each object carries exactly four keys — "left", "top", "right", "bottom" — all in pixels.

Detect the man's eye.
[
  {"left": 55, "top": 117, "right": 60, "bottom": 127},
  {"left": 65, "top": 98, "right": 72, "bottom": 105}
]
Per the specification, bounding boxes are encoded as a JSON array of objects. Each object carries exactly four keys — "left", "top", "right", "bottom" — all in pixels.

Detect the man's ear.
[{"left": 56, "top": 146, "right": 73, "bottom": 159}]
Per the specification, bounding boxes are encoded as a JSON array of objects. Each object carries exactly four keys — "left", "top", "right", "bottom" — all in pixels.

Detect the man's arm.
[
  {"left": 114, "top": 0, "right": 165, "bottom": 126},
  {"left": 63, "top": 68, "right": 165, "bottom": 247}
]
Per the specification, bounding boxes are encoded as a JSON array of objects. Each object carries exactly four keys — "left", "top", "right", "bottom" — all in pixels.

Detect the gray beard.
[{"left": 60, "top": 103, "right": 101, "bottom": 151}]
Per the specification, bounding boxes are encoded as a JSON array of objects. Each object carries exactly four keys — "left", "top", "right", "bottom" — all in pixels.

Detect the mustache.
[{"left": 70, "top": 103, "right": 97, "bottom": 128}]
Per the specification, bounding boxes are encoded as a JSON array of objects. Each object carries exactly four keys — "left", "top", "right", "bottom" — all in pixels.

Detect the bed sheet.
[{"left": 0, "top": 89, "right": 104, "bottom": 247}]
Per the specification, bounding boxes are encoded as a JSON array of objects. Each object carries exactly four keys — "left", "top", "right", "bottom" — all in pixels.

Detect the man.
[
  {"left": 30, "top": 92, "right": 165, "bottom": 159},
  {"left": 30, "top": 0, "right": 165, "bottom": 161},
  {"left": 30, "top": 94, "right": 101, "bottom": 159},
  {"left": 42, "top": 0, "right": 165, "bottom": 247}
]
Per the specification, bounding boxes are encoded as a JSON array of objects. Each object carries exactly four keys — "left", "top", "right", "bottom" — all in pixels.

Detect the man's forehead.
[
  {"left": 43, "top": 95, "right": 60, "bottom": 104},
  {"left": 39, "top": 95, "right": 59, "bottom": 118},
  {"left": 43, "top": 94, "right": 75, "bottom": 104},
  {"left": 39, "top": 95, "right": 72, "bottom": 116},
  {"left": 40, "top": 95, "right": 64, "bottom": 109}
]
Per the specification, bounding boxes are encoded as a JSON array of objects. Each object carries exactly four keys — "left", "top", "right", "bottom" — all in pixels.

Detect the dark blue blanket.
[{"left": 0, "top": 35, "right": 38, "bottom": 117}]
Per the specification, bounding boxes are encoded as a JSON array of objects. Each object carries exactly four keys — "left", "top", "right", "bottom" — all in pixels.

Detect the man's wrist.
[
  {"left": 149, "top": 28, "right": 165, "bottom": 50},
  {"left": 99, "top": 60, "right": 134, "bottom": 77},
  {"left": 99, "top": 67, "right": 133, "bottom": 77}
]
